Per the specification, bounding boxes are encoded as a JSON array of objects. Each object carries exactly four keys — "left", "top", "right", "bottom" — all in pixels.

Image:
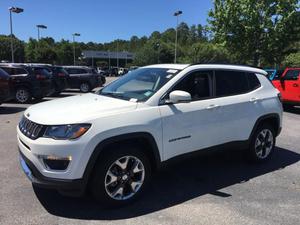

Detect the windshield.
[{"left": 99, "top": 67, "right": 180, "bottom": 102}]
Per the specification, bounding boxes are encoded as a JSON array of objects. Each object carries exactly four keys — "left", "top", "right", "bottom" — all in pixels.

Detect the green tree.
[
  {"left": 180, "top": 42, "right": 231, "bottom": 63},
  {"left": 0, "top": 35, "right": 25, "bottom": 62},
  {"left": 209, "top": 0, "right": 300, "bottom": 66},
  {"left": 25, "top": 37, "right": 57, "bottom": 63},
  {"left": 283, "top": 52, "right": 300, "bottom": 67}
]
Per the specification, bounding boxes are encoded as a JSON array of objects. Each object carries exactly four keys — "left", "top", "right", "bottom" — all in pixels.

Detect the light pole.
[
  {"left": 108, "top": 50, "right": 111, "bottom": 69},
  {"left": 117, "top": 40, "right": 119, "bottom": 68},
  {"left": 9, "top": 7, "right": 24, "bottom": 63},
  {"left": 173, "top": 10, "right": 182, "bottom": 63},
  {"left": 72, "top": 33, "right": 80, "bottom": 65},
  {"left": 123, "top": 50, "right": 128, "bottom": 67},
  {"left": 36, "top": 25, "right": 47, "bottom": 40}
]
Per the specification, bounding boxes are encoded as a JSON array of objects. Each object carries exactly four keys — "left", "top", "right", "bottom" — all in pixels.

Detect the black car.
[
  {"left": 63, "top": 66, "right": 103, "bottom": 92},
  {"left": 0, "top": 68, "right": 14, "bottom": 105},
  {"left": 0, "top": 64, "right": 54, "bottom": 103}
]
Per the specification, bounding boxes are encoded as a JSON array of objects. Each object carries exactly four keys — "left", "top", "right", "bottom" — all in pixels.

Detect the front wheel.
[
  {"left": 90, "top": 146, "right": 151, "bottom": 207},
  {"left": 247, "top": 123, "right": 276, "bottom": 162}
]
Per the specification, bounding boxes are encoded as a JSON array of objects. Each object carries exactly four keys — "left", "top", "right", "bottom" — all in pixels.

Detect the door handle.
[
  {"left": 250, "top": 97, "right": 260, "bottom": 102},
  {"left": 293, "top": 83, "right": 299, "bottom": 87},
  {"left": 206, "top": 104, "right": 220, "bottom": 109}
]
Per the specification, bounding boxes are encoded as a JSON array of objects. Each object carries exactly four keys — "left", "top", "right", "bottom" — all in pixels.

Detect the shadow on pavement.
[
  {"left": 284, "top": 106, "right": 300, "bottom": 115},
  {"left": 0, "top": 105, "right": 26, "bottom": 114},
  {"left": 34, "top": 147, "right": 300, "bottom": 220}
]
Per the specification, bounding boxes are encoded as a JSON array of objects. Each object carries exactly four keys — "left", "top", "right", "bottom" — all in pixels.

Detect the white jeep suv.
[{"left": 18, "top": 64, "right": 282, "bottom": 206}]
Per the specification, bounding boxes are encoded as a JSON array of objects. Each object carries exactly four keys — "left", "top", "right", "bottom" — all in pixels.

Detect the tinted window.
[
  {"left": 247, "top": 73, "right": 261, "bottom": 90},
  {"left": 33, "top": 68, "right": 52, "bottom": 77},
  {"left": 0, "top": 67, "right": 12, "bottom": 75},
  {"left": 215, "top": 70, "right": 248, "bottom": 97},
  {"left": 0, "top": 68, "right": 9, "bottom": 78},
  {"left": 1, "top": 67, "right": 27, "bottom": 76},
  {"left": 172, "top": 70, "right": 212, "bottom": 101},
  {"left": 284, "top": 70, "right": 300, "bottom": 80}
]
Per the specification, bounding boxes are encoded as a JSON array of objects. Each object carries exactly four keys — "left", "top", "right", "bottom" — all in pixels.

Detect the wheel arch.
[
  {"left": 82, "top": 132, "right": 161, "bottom": 184},
  {"left": 249, "top": 113, "right": 281, "bottom": 141}
]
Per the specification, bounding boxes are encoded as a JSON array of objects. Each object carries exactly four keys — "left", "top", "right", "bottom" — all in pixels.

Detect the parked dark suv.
[
  {"left": 0, "top": 64, "right": 54, "bottom": 103},
  {"left": 63, "top": 66, "right": 103, "bottom": 92},
  {"left": 0, "top": 68, "right": 14, "bottom": 105}
]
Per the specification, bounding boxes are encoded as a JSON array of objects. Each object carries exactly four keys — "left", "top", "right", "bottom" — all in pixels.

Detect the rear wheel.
[
  {"left": 80, "top": 82, "right": 91, "bottom": 93},
  {"left": 247, "top": 123, "right": 276, "bottom": 162},
  {"left": 15, "top": 88, "right": 31, "bottom": 103},
  {"left": 90, "top": 145, "right": 151, "bottom": 207}
]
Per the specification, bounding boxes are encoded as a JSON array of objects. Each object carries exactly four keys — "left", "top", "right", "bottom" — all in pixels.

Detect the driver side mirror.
[{"left": 166, "top": 90, "right": 191, "bottom": 104}]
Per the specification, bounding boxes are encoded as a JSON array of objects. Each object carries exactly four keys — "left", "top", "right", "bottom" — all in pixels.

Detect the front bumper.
[{"left": 19, "top": 150, "right": 85, "bottom": 194}]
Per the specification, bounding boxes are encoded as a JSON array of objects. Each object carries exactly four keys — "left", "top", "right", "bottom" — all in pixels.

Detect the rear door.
[
  {"left": 0, "top": 69, "right": 10, "bottom": 102},
  {"left": 212, "top": 70, "right": 262, "bottom": 143},
  {"left": 280, "top": 69, "right": 300, "bottom": 102},
  {"left": 65, "top": 68, "right": 84, "bottom": 87}
]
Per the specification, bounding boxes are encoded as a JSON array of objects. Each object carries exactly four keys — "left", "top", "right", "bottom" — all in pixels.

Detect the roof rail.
[{"left": 189, "top": 62, "right": 263, "bottom": 69}]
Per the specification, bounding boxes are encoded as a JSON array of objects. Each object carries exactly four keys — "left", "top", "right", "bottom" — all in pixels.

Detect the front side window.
[
  {"left": 215, "top": 70, "right": 249, "bottom": 97},
  {"left": 99, "top": 67, "right": 180, "bottom": 101},
  {"left": 170, "top": 70, "right": 212, "bottom": 101},
  {"left": 284, "top": 70, "right": 300, "bottom": 80}
]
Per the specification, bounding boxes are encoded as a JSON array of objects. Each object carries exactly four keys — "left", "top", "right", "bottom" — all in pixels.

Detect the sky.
[{"left": 0, "top": 0, "right": 213, "bottom": 43}]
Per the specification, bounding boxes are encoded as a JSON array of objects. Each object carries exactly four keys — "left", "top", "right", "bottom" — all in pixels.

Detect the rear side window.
[
  {"left": 1, "top": 67, "right": 27, "bottom": 76},
  {"left": 33, "top": 68, "right": 51, "bottom": 77},
  {"left": 247, "top": 73, "right": 261, "bottom": 90},
  {"left": 215, "top": 70, "right": 249, "bottom": 97}
]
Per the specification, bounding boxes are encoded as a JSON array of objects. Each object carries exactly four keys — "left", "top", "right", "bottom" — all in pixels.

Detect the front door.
[
  {"left": 281, "top": 69, "right": 300, "bottom": 102},
  {"left": 159, "top": 70, "right": 221, "bottom": 160}
]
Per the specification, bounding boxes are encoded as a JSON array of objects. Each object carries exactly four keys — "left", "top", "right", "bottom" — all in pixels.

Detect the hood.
[{"left": 24, "top": 93, "right": 137, "bottom": 125}]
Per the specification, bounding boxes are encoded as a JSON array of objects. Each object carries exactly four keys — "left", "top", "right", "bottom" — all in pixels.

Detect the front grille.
[{"left": 19, "top": 116, "right": 44, "bottom": 140}]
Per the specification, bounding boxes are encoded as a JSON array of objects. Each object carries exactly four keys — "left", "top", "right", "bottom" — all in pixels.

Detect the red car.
[{"left": 272, "top": 68, "right": 300, "bottom": 107}]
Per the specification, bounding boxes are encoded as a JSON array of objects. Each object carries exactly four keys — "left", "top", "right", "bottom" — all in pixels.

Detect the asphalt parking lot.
[{"left": 0, "top": 77, "right": 299, "bottom": 225}]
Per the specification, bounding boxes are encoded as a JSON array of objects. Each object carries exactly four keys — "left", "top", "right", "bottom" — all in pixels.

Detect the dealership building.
[{"left": 82, "top": 50, "right": 135, "bottom": 68}]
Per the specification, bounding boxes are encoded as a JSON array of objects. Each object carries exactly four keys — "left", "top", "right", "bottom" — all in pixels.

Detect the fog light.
[{"left": 39, "top": 155, "right": 72, "bottom": 170}]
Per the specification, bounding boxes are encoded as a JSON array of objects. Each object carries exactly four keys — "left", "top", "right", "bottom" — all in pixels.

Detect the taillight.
[
  {"left": 36, "top": 74, "right": 46, "bottom": 80},
  {"left": 277, "top": 93, "right": 282, "bottom": 102},
  {"left": 57, "top": 72, "right": 66, "bottom": 77}
]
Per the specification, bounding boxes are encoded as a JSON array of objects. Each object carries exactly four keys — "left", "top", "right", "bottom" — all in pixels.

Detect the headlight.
[{"left": 43, "top": 124, "right": 91, "bottom": 140}]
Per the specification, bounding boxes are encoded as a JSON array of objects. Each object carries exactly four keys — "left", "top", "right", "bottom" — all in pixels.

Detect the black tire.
[
  {"left": 15, "top": 88, "right": 31, "bottom": 103},
  {"left": 246, "top": 123, "right": 276, "bottom": 163},
  {"left": 34, "top": 96, "right": 44, "bottom": 101},
  {"left": 51, "top": 91, "right": 61, "bottom": 97},
  {"left": 80, "top": 82, "right": 91, "bottom": 93},
  {"left": 90, "top": 145, "right": 151, "bottom": 208},
  {"left": 283, "top": 104, "right": 294, "bottom": 111}
]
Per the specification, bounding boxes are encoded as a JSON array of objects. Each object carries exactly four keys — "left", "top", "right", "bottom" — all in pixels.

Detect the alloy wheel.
[
  {"left": 104, "top": 155, "right": 145, "bottom": 200},
  {"left": 16, "top": 89, "right": 29, "bottom": 103},
  {"left": 255, "top": 129, "right": 274, "bottom": 159}
]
